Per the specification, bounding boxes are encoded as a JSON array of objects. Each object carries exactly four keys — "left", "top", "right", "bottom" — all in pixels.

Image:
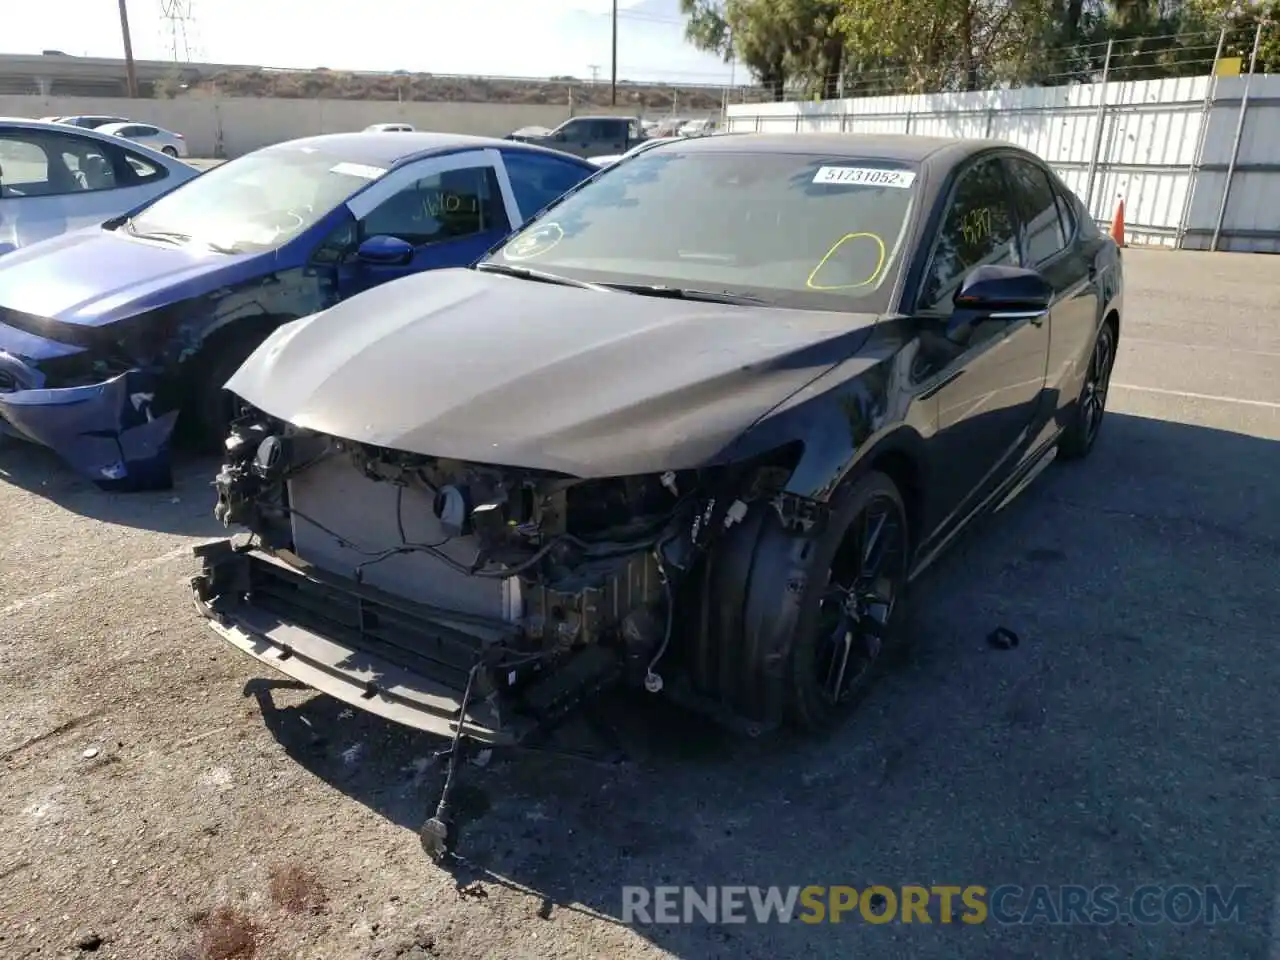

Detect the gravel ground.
[{"left": 1, "top": 248, "right": 1277, "bottom": 960}]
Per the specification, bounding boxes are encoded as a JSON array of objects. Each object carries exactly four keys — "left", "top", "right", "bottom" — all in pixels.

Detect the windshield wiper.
[
  {"left": 595, "top": 282, "right": 769, "bottom": 306},
  {"left": 127, "top": 226, "right": 192, "bottom": 246},
  {"left": 474, "top": 262, "right": 606, "bottom": 290}
]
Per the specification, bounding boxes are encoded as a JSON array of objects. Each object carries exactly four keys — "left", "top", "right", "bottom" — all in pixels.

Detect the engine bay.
[
  {"left": 195, "top": 407, "right": 817, "bottom": 859},
  {"left": 209, "top": 410, "right": 728, "bottom": 695}
]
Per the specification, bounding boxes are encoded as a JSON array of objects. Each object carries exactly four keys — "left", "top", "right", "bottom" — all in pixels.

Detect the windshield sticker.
[
  {"left": 502, "top": 222, "right": 564, "bottom": 260},
  {"left": 330, "top": 161, "right": 386, "bottom": 180},
  {"left": 812, "top": 166, "right": 916, "bottom": 189},
  {"left": 806, "top": 232, "right": 887, "bottom": 291}
]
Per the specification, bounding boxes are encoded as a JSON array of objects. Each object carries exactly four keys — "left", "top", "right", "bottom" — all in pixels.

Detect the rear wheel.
[
  {"left": 162, "top": 145, "right": 179, "bottom": 158},
  {"left": 1058, "top": 319, "right": 1116, "bottom": 460},
  {"left": 788, "top": 471, "right": 912, "bottom": 734}
]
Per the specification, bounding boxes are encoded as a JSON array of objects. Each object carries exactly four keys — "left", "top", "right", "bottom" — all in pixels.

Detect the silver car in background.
[
  {"left": 0, "top": 117, "right": 197, "bottom": 255},
  {"left": 96, "top": 121, "right": 189, "bottom": 158}
]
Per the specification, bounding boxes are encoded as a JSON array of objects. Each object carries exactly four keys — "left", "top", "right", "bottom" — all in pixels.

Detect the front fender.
[{"left": 722, "top": 322, "right": 932, "bottom": 503}]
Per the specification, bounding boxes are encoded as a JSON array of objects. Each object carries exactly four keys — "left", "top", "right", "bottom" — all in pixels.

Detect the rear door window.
[
  {"left": 502, "top": 150, "right": 591, "bottom": 219},
  {"left": 1005, "top": 156, "right": 1068, "bottom": 266}
]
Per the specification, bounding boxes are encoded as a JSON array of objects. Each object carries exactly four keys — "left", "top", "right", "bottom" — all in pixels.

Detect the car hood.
[
  {"left": 226, "top": 268, "right": 880, "bottom": 477},
  {"left": 0, "top": 227, "right": 261, "bottom": 326}
]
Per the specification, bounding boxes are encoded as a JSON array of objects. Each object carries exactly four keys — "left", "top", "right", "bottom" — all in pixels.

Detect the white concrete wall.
[
  {"left": 0, "top": 94, "right": 645, "bottom": 158},
  {"left": 725, "top": 73, "right": 1280, "bottom": 252}
]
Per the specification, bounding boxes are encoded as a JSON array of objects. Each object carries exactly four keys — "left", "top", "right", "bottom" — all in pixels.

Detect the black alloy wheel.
[
  {"left": 1059, "top": 320, "right": 1116, "bottom": 460},
  {"left": 789, "top": 471, "right": 911, "bottom": 732}
]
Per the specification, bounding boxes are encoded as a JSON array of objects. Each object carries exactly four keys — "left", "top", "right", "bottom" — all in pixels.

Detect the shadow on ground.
[
  {"left": 0, "top": 440, "right": 225, "bottom": 536},
  {"left": 217, "top": 413, "right": 1280, "bottom": 958}
]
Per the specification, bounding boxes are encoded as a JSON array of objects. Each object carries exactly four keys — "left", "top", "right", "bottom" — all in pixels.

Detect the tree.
[{"left": 680, "top": 0, "right": 795, "bottom": 96}]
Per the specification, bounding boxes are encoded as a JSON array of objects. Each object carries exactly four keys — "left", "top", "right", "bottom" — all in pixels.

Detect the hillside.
[{"left": 182, "top": 68, "right": 773, "bottom": 109}]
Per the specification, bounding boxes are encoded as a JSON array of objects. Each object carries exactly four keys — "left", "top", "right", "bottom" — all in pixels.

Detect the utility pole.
[
  {"left": 610, "top": 0, "right": 618, "bottom": 105},
  {"left": 588, "top": 64, "right": 600, "bottom": 84},
  {"left": 117, "top": 0, "right": 139, "bottom": 98}
]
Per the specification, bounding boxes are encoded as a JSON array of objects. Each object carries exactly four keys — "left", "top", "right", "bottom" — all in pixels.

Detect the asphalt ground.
[{"left": 0, "top": 247, "right": 1277, "bottom": 959}]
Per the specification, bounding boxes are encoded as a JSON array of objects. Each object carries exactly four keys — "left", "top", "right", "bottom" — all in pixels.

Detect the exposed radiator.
[{"left": 287, "top": 457, "right": 522, "bottom": 621}]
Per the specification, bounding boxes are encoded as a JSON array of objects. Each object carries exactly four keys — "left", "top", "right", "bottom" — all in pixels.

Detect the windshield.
[
  {"left": 125, "top": 147, "right": 387, "bottom": 253},
  {"left": 482, "top": 150, "right": 918, "bottom": 312}
]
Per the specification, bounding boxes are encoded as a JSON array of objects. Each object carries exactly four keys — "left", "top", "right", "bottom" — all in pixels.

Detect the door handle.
[{"left": 1029, "top": 313, "right": 1046, "bottom": 327}]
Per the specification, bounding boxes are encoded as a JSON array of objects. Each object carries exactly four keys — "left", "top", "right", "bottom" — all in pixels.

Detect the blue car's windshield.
[
  {"left": 125, "top": 146, "right": 387, "bottom": 253},
  {"left": 482, "top": 149, "right": 919, "bottom": 313}
]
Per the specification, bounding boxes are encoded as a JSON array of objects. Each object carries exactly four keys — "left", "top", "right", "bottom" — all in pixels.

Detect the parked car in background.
[
  {"left": 56, "top": 115, "right": 130, "bottom": 130},
  {"left": 364, "top": 122, "right": 416, "bottom": 132},
  {"left": 193, "top": 133, "right": 1122, "bottom": 860},
  {"left": 650, "top": 117, "right": 689, "bottom": 137},
  {"left": 679, "top": 118, "right": 719, "bottom": 137},
  {"left": 590, "top": 131, "right": 743, "bottom": 168},
  {"left": 96, "top": 121, "right": 188, "bottom": 158},
  {"left": 0, "top": 117, "right": 197, "bottom": 256},
  {"left": 506, "top": 115, "right": 646, "bottom": 159},
  {"left": 0, "top": 132, "right": 597, "bottom": 490},
  {"left": 588, "top": 135, "right": 681, "bottom": 168}
]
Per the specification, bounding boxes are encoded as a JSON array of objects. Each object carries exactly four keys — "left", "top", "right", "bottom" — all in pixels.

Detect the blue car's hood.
[{"left": 0, "top": 227, "right": 263, "bottom": 326}]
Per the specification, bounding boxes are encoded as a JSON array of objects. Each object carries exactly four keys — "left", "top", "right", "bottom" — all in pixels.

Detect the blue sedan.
[{"left": 0, "top": 132, "right": 597, "bottom": 490}]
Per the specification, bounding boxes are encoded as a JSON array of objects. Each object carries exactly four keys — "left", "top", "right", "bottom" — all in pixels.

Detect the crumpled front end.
[{"left": 0, "top": 311, "right": 179, "bottom": 491}]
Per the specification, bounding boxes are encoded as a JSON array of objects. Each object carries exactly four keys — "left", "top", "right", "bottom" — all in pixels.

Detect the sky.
[{"left": 7, "top": 0, "right": 738, "bottom": 85}]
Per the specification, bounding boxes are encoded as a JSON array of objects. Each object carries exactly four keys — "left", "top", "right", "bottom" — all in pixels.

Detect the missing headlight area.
[{"left": 193, "top": 409, "right": 814, "bottom": 858}]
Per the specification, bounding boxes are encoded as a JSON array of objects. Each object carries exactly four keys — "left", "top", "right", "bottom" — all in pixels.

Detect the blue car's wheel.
[{"left": 188, "top": 331, "right": 266, "bottom": 446}]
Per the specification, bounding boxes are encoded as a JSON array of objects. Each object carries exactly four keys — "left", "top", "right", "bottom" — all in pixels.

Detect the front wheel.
[
  {"left": 788, "top": 471, "right": 912, "bottom": 734},
  {"left": 1058, "top": 320, "right": 1116, "bottom": 460},
  {"left": 186, "top": 331, "right": 268, "bottom": 448}
]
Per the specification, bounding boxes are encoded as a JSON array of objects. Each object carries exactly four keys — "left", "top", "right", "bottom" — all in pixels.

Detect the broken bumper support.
[
  {"left": 190, "top": 540, "right": 529, "bottom": 746},
  {"left": 191, "top": 540, "right": 629, "bottom": 859}
]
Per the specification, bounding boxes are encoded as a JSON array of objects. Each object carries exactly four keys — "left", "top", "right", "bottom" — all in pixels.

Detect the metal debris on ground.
[{"left": 987, "top": 626, "right": 1021, "bottom": 650}]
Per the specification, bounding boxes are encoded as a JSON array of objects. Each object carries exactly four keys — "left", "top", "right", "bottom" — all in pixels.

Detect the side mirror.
[
  {"left": 356, "top": 234, "right": 413, "bottom": 266},
  {"left": 947, "top": 265, "right": 1052, "bottom": 340}
]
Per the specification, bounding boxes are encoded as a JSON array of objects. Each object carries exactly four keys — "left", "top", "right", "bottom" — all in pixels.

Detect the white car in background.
[
  {"left": 58, "top": 115, "right": 131, "bottom": 130},
  {"left": 589, "top": 136, "right": 682, "bottom": 168},
  {"left": 364, "top": 122, "right": 416, "bottom": 132},
  {"left": 0, "top": 117, "right": 198, "bottom": 256},
  {"left": 679, "top": 118, "right": 719, "bottom": 137},
  {"left": 96, "top": 121, "right": 189, "bottom": 158}
]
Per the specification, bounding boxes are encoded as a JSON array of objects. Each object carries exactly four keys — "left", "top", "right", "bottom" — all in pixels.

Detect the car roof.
[
  {"left": 258, "top": 131, "right": 597, "bottom": 168},
  {"left": 664, "top": 132, "right": 1016, "bottom": 167}
]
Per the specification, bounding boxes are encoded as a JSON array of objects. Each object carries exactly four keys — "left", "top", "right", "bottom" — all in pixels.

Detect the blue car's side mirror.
[{"left": 356, "top": 234, "right": 414, "bottom": 266}]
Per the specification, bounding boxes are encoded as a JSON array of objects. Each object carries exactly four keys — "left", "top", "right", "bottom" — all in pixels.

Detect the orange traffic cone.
[{"left": 1109, "top": 199, "right": 1126, "bottom": 248}]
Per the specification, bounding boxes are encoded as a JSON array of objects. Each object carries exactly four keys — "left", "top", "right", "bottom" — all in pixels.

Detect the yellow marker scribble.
[
  {"left": 806, "top": 232, "right": 887, "bottom": 291},
  {"left": 502, "top": 222, "right": 565, "bottom": 261},
  {"left": 960, "top": 206, "right": 994, "bottom": 246}
]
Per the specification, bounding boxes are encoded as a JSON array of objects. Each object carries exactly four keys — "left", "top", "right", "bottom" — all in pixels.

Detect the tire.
[
  {"left": 187, "top": 330, "right": 268, "bottom": 448},
  {"left": 162, "top": 146, "right": 179, "bottom": 157},
  {"left": 1058, "top": 318, "right": 1117, "bottom": 461},
  {"left": 787, "top": 470, "right": 913, "bottom": 734}
]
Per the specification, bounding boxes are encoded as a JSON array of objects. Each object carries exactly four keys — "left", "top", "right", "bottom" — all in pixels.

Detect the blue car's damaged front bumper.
[{"left": 0, "top": 350, "right": 179, "bottom": 491}]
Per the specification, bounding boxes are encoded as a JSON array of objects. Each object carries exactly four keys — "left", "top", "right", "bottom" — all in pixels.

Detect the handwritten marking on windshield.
[
  {"left": 502, "top": 222, "right": 564, "bottom": 260},
  {"left": 806, "top": 232, "right": 887, "bottom": 291},
  {"left": 812, "top": 166, "right": 916, "bottom": 188}
]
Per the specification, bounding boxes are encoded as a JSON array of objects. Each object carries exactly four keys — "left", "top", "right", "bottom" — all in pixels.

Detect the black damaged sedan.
[{"left": 192, "top": 134, "right": 1122, "bottom": 855}]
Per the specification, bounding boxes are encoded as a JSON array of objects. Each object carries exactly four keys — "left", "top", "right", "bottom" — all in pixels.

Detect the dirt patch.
[
  {"left": 267, "top": 862, "right": 327, "bottom": 916},
  {"left": 187, "top": 906, "right": 262, "bottom": 960}
]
